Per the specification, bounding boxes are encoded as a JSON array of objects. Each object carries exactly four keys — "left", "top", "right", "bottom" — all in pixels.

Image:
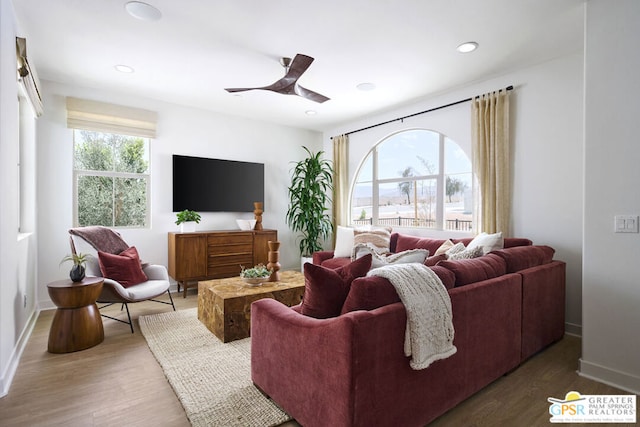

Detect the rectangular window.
[{"left": 73, "top": 129, "right": 150, "bottom": 228}]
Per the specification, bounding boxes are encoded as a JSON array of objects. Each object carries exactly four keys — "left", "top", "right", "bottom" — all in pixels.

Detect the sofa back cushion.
[
  {"left": 504, "top": 237, "right": 533, "bottom": 248},
  {"left": 437, "top": 254, "right": 507, "bottom": 287},
  {"left": 392, "top": 232, "right": 531, "bottom": 255},
  {"left": 490, "top": 245, "right": 555, "bottom": 273},
  {"left": 429, "top": 265, "right": 456, "bottom": 290},
  {"left": 319, "top": 256, "right": 351, "bottom": 269},
  {"left": 300, "top": 254, "right": 372, "bottom": 319},
  {"left": 452, "top": 237, "right": 532, "bottom": 248},
  {"left": 341, "top": 265, "right": 454, "bottom": 314},
  {"left": 393, "top": 233, "right": 447, "bottom": 255}
]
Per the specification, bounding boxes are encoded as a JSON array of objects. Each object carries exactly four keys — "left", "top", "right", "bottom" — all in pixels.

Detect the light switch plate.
[{"left": 614, "top": 215, "right": 639, "bottom": 233}]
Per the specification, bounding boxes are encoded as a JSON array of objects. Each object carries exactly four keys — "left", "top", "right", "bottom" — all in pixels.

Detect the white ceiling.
[{"left": 12, "top": 0, "right": 584, "bottom": 132}]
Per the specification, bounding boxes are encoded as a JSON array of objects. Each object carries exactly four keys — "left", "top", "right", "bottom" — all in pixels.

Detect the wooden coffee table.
[{"left": 198, "top": 270, "right": 304, "bottom": 342}]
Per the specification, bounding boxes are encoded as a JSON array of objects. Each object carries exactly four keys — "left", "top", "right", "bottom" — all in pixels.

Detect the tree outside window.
[{"left": 73, "top": 129, "right": 150, "bottom": 227}]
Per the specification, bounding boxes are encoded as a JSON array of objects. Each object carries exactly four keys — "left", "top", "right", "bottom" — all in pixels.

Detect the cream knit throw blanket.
[{"left": 368, "top": 263, "right": 457, "bottom": 370}]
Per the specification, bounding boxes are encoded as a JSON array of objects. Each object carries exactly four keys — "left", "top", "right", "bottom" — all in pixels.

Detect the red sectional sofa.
[{"left": 250, "top": 233, "right": 566, "bottom": 427}]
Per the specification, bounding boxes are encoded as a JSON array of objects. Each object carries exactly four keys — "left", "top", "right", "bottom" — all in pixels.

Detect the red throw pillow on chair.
[
  {"left": 300, "top": 254, "right": 372, "bottom": 319},
  {"left": 98, "top": 246, "right": 148, "bottom": 288}
]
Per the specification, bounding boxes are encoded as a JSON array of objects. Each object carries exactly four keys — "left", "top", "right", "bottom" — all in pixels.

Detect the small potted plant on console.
[{"left": 175, "top": 209, "right": 201, "bottom": 232}]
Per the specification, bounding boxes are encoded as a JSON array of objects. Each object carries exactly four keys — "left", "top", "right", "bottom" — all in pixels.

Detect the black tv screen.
[{"left": 172, "top": 155, "right": 264, "bottom": 212}]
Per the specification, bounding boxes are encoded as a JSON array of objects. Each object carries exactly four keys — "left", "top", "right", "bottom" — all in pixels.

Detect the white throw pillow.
[
  {"left": 333, "top": 226, "right": 355, "bottom": 258},
  {"left": 466, "top": 232, "right": 504, "bottom": 255}
]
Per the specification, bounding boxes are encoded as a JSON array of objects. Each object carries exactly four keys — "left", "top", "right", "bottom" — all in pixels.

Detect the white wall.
[
  {"left": 36, "top": 81, "right": 322, "bottom": 309},
  {"left": 581, "top": 0, "right": 640, "bottom": 393},
  {"left": 0, "top": 0, "right": 39, "bottom": 397},
  {"left": 323, "top": 53, "right": 585, "bottom": 335}
]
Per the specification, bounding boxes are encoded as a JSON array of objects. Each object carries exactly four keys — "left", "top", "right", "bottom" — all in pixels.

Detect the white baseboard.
[
  {"left": 579, "top": 358, "right": 640, "bottom": 395},
  {"left": 0, "top": 308, "right": 39, "bottom": 398},
  {"left": 565, "top": 322, "right": 582, "bottom": 337}
]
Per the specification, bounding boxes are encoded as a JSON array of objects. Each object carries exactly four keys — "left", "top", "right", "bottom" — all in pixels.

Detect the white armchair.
[{"left": 69, "top": 230, "right": 175, "bottom": 333}]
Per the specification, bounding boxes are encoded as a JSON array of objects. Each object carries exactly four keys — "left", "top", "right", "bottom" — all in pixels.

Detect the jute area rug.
[{"left": 139, "top": 308, "right": 291, "bottom": 427}]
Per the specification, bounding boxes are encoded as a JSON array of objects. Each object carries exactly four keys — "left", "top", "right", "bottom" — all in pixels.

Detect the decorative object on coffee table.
[
  {"left": 267, "top": 240, "right": 281, "bottom": 282},
  {"left": 59, "top": 252, "right": 91, "bottom": 282},
  {"left": 253, "top": 202, "right": 263, "bottom": 230},
  {"left": 240, "top": 264, "right": 271, "bottom": 287}
]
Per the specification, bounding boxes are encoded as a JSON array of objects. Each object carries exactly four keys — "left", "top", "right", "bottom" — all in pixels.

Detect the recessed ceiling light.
[
  {"left": 456, "top": 42, "right": 478, "bottom": 53},
  {"left": 125, "top": 1, "right": 162, "bottom": 21},
  {"left": 114, "top": 64, "right": 135, "bottom": 73},
  {"left": 305, "top": 110, "right": 317, "bottom": 116},
  {"left": 356, "top": 82, "right": 376, "bottom": 91}
]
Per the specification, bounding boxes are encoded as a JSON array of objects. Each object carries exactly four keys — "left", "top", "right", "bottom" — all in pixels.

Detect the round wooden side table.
[{"left": 47, "top": 276, "right": 105, "bottom": 353}]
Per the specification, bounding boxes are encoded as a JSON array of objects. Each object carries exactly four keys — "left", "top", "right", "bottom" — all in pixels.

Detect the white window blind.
[{"left": 66, "top": 97, "right": 157, "bottom": 138}]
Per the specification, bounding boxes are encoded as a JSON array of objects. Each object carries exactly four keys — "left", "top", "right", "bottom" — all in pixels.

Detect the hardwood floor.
[{"left": 0, "top": 289, "right": 634, "bottom": 427}]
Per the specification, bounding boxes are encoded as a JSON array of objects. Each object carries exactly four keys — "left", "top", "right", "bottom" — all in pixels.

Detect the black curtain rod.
[{"left": 335, "top": 85, "right": 513, "bottom": 138}]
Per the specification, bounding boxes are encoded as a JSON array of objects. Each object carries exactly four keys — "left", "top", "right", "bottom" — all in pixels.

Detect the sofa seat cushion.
[
  {"left": 341, "top": 265, "right": 455, "bottom": 313},
  {"left": 300, "top": 254, "right": 372, "bottom": 319},
  {"left": 490, "top": 245, "right": 555, "bottom": 273},
  {"left": 437, "top": 254, "right": 507, "bottom": 287}
]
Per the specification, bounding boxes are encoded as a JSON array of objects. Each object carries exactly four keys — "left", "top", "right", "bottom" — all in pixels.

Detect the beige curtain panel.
[
  {"left": 332, "top": 134, "right": 349, "bottom": 243},
  {"left": 66, "top": 97, "right": 158, "bottom": 138},
  {"left": 471, "top": 90, "right": 510, "bottom": 235}
]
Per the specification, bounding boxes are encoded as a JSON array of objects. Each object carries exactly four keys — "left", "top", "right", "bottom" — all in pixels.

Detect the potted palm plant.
[
  {"left": 286, "top": 146, "right": 333, "bottom": 268},
  {"left": 175, "top": 209, "right": 201, "bottom": 232}
]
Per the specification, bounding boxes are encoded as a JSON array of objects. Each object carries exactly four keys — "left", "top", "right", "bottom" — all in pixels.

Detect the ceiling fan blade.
[
  {"left": 224, "top": 54, "right": 329, "bottom": 103},
  {"left": 224, "top": 87, "right": 255, "bottom": 93},
  {"left": 284, "top": 54, "right": 314, "bottom": 81},
  {"left": 296, "top": 85, "right": 330, "bottom": 103}
]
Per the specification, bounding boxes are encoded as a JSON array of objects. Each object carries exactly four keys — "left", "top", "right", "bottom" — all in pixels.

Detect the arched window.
[{"left": 350, "top": 129, "right": 473, "bottom": 231}]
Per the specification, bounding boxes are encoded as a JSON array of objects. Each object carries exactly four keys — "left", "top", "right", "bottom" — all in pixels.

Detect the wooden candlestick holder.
[
  {"left": 267, "top": 240, "right": 281, "bottom": 282},
  {"left": 253, "top": 201, "right": 263, "bottom": 230}
]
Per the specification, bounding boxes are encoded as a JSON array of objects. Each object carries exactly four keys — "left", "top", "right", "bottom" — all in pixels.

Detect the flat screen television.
[{"left": 172, "top": 155, "right": 264, "bottom": 213}]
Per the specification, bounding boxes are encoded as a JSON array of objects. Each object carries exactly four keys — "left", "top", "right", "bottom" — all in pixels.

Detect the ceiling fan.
[{"left": 225, "top": 54, "right": 330, "bottom": 103}]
